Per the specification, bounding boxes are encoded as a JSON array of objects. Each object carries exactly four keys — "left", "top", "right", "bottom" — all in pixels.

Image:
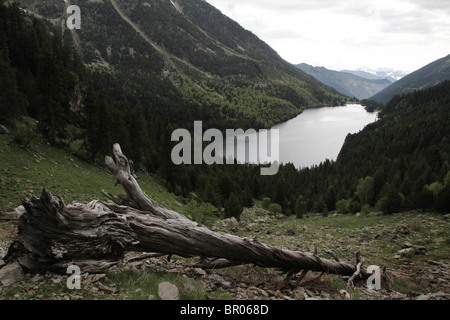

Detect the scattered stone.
[
  {"left": 97, "top": 282, "right": 117, "bottom": 293},
  {"left": 148, "top": 294, "right": 155, "bottom": 300},
  {"left": 339, "top": 289, "right": 351, "bottom": 299},
  {"left": 415, "top": 292, "right": 449, "bottom": 300},
  {"left": 0, "top": 261, "right": 24, "bottom": 286},
  {"left": 325, "top": 234, "right": 334, "bottom": 241},
  {"left": 402, "top": 241, "right": 413, "bottom": 248},
  {"left": 397, "top": 246, "right": 427, "bottom": 257},
  {"left": 193, "top": 268, "right": 207, "bottom": 276},
  {"left": 208, "top": 274, "right": 231, "bottom": 289},
  {"left": 396, "top": 225, "right": 411, "bottom": 235},
  {"left": 30, "top": 274, "right": 44, "bottom": 284},
  {"left": 158, "top": 282, "right": 180, "bottom": 300}
]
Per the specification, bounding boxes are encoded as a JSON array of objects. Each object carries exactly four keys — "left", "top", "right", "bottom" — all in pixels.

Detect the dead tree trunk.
[{"left": 4, "top": 144, "right": 368, "bottom": 282}]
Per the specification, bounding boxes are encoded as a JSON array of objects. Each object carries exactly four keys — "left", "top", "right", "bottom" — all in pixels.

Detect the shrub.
[
  {"left": 336, "top": 199, "right": 351, "bottom": 214},
  {"left": 185, "top": 200, "right": 218, "bottom": 225},
  {"left": 376, "top": 190, "right": 402, "bottom": 214},
  {"left": 268, "top": 203, "right": 282, "bottom": 214},
  {"left": 261, "top": 197, "right": 271, "bottom": 209}
]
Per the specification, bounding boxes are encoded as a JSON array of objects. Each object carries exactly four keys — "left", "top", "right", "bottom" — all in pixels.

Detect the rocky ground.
[{"left": 0, "top": 207, "right": 449, "bottom": 300}]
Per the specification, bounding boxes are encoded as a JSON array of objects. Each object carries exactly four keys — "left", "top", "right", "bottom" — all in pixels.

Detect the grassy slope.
[{"left": 0, "top": 134, "right": 184, "bottom": 212}]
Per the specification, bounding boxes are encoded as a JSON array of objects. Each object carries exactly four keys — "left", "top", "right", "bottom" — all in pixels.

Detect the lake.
[
  {"left": 222, "top": 104, "right": 378, "bottom": 169},
  {"left": 272, "top": 104, "right": 378, "bottom": 168}
]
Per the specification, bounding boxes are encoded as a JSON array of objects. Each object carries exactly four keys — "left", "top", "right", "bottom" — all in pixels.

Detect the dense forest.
[{"left": 1, "top": 1, "right": 449, "bottom": 222}]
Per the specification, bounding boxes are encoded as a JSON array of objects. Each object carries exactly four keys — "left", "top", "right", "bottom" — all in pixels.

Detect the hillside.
[
  {"left": 371, "top": 54, "right": 450, "bottom": 104},
  {"left": 296, "top": 63, "right": 392, "bottom": 100},
  {"left": 17, "top": 0, "right": 345, "bottom": 129},
  {"left": 0, "top": 133, "right": 449, "bottom": 301}
]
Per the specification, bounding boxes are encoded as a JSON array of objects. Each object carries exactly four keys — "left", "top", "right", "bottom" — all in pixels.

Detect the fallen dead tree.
[{"left": 3, "top": 144, "right": 369, "bottom": 286}]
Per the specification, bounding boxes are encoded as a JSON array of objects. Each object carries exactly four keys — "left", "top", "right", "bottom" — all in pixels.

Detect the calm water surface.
[{"left": 272, "top": 104, "right": 378, "bottom": 168}]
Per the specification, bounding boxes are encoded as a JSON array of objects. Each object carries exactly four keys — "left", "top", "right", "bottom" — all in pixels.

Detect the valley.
[{"left": 0, "top": 0, "right": 449, "bottom": 303}]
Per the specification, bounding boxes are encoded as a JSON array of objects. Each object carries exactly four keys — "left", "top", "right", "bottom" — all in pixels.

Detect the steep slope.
[
  {"left": 370, "top": 54, "right": 450, "bottom": 104},
  {"left": 296, "top": 63, "right": 392, "bottom": 100},
  {"left": 18, "top": 0, "right": 345, "bottom": 129}
]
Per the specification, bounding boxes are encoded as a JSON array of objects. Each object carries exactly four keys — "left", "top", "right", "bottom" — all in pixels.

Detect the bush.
[
  {"left": 12, "top": 118, "right": 37, "bottom": 148},
  {"left": 349, "top": 200, "right": 362, "bottom": 214},
  {"left": 336, "top": 199, "right": 351, "bottom": 214},
  {"left": 377, "top": 190, "right": 402, "bottom": 214},
  {"left": 184, "top": 200, "right": 218, "bottom": 225},
  {"left": 268, "top": 203, "right": 282, "bottom": 214},
  {"left": 261, "top": 197, "right": 271, "bottom": 209}
]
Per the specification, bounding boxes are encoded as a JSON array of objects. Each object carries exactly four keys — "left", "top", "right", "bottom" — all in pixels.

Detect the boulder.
[
  {"left": 208, "top": 273, "right": 231, "bottom": 289},
  {"left": 158, "top": 282, "right": 180, "bottom": 300},
  {"left": 0, "top": 261, "right": 24, "bottom": 286}
]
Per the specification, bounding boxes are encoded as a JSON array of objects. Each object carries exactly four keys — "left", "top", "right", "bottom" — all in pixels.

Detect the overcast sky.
[{"left": 205, "top": 0, "right": 450, "bottom": 73}]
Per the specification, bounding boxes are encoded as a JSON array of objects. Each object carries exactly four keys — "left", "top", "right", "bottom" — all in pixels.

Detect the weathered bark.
[{"left": 4, "top": 144, "right": 368, "bottom": 282}]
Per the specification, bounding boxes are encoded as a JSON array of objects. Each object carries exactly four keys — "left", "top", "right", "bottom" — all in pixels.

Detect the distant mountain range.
[
  {"left": 295, "top": 63, "right": 392, "bottom": 100},
  {"left": 370, "top": 54, "right": 450, "bottom": 104},
  {"left": 18, "top": 0, "right": 345, "bottom": 129}
]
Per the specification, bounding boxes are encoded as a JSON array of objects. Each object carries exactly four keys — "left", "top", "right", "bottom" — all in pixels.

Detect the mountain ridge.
[
  {"left": 296, "top": 63, "right": 392, "bottom": 100},
  {"left": 370, "top": 54, "right": 450, "bottom": 104}
]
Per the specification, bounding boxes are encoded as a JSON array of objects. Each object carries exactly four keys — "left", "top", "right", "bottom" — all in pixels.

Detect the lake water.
[
  {"left": 222, "top": 104, "right": 378, "bottom": 169},
  {"left": 271, "top": 104, "right": 378, "bottom": 168}
]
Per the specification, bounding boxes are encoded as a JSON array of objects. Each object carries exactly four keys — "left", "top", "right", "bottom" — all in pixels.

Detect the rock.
[
  {"left": 14, "top": 205, "right": 26, "bottom": 218},
  {"left": 339, "top": 289, "right": 351, "bottom": 299},
  {"left": 325, "top": 234, "right": 334, "bottom": 241},
  {"left": 0, "top": 261, "right": 24, "bottom": 286},
  {"left": 208, "top": 274, "right": 231, "bottom": 289},
  {"left": 402, "top": 241, "right": 413, "bottom": 248},
  {"left": 396, "top": 225, "right": 411, "bottom": 235},
  {"left": 227, "top": 217, "right": 239, "bottom": 232},
  {"left": 415, "top": 292, "right": 449, "bottom": 300},
  {"left": 0, "top": 125, "right": 10, "bottom": 135},
  {"left": 97, "top": 282, "right": 117, "bottom": 293},
  {"left": 158, "top": 282, "right": 180, "bottom": 300},
  {"left": 214, "top": 217, "right": 239, "bottom": 232},
  {"left": 397, "top": 246, "right": 427, "bottom": 257},
  {"left": 148, "top": 294, "right": 156, "bottom": 300},
  {"left": 193, "top": 268, "right": 207, "bottom": 276},
  {"left": 397, "top": 248, "right": 415, "bottom": 257}
]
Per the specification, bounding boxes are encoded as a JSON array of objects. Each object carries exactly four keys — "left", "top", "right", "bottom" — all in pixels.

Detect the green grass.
[{"left": 0, "top": 134, "right": 185, "bottom": 213}]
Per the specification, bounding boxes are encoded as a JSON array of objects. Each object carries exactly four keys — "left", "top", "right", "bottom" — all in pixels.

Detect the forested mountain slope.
[
  {"left": 17, "top": 0, "right": 345, "bottom": 129},
  {"left": 371, "top": 54, "right": 450, "bottom": 104}
]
